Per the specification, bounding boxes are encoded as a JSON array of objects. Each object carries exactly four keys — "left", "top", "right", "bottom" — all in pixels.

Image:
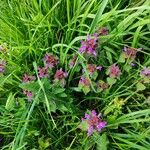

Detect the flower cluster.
[
  {"left": 86, "top": 64, "right": 102, "bottom": 76},
  {"left": 79, "top": 34, "right": 98, "bottom": 57},
  {"left": 38, "top": 53, "right": 58, "bottom": 78},
  {"left": 0, "top": 60, "right": 6, "bottom": 73},
  {"left": 23, "top": 90, "right": 33, "bottom": 102},
  {"left": 43, "top": 53, "right": 58, "bottom": 68},
  {"left": 22, "top": 74, "right": 35, "bottom": 101},
  {"left": 123, "top": 46, "right": 138, "bottom": 59},
  {"left": 107, "top": 64, "right": 121, "bottom": 78},
  {"left": 38, "top": 67, "right": 49, "bottom": 78},
  {"left": 54, "top": 68, "right": 68, "bottom": 80},
  {"left": 22, "top": 74, "right": 35, "bottom": 83},
  {"left": 54, "top": 68, "right": 68, "bottom": 86},
  {"left": 81, "top": 110, "right": 106, "bottom": 136}
]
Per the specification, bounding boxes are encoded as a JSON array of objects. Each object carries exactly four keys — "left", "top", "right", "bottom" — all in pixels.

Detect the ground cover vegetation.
[{"left": 0, "top": 0, "right": 150, "bottom": 149}]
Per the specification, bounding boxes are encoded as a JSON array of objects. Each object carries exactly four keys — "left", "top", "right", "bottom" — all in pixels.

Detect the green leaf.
[
  {"left": 49, "top": 101, "right": 56, "bottom": 113},
  {"left": 5, "top": 93, "right": 15, "bottom": 111},
  {"left": 136, "top": 82, "right": 146, "bottom": 91},
  {"left": 92, "top": 71, "right": 98, "bottom": 80},
  {"left": 93, "top": 133, "right": 109, "bottom": 150},
  {"left": 124, "top": 64, "right": 132, "bottom": 73},
  {"left": 59, "top": 93, "right": 67, "bottom": 97},
  {"left": 107, "top": 77, "right": 116, "bottom": 85},
  {"left": 53, "top": 88, "right": 65, "bottom": 94},
  {"left": 70, "top": 87, "right": 82, "bottom": 92},
  {"left": 118, "top": 53, "right": 125, "bottom": 63},
  {"left": 83, "top": 86, "right": 90, "bottom": 95},
  {"left": 78, "top": 120, "right": 88, "bottom": 131}
]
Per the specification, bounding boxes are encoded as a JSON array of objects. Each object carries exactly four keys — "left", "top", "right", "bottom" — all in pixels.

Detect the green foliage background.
[{"left": 0, "top": 0, "right": 150, "bottom": 149}]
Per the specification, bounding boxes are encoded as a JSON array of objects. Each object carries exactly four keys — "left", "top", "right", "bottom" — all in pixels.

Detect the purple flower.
[
  {"left": 88, "top": 126, "right": 94, "bottom": 136},
  {"left": 85, "top": 113, "right": 91, "bottom": 119},
  {"left": 54, "top": 68, "right": 68, "bottom": 80},
  {"left": 87, "top": 64, "right": 96, "bottom": 75},
  {"left": 86, "top": 64, "right": 102, "bottom": 76},
  {"left": 43, "top": 53, "right": 58, "bottom": 68},
  {"left": 91, "top": 110, "right": 97, "bottom": 116},
  {"left": 0, "top": 60, "right": 6, "bottom": 73},
  {"left": 96, "top": 66, "right": 103, "bottom": 70},
  {"left": 123, "top": 46, "right": 141, "bottom": 59},
  {"left": 38, "top": 67, "right": 48, "bottom": 78},
  {"left": 140, "top": 67, "right": 150, "bottom": 78},
  {"left": 108, "top": 64, "right": 121, "bottom": 78},
  {"left": 81, "top": 110, "right": 106, "bottom": 136},
  {"left": 97, "top": 121, "right": 107, "bottom": 131},
  {"left": 22, "top": 74, "right": 35, "bottom": 83},
  {"left": 79, "top": 34, "right": 98, "bottom": 57},
  {"left": 130, "top": 63, "right": 136, "bottom": 67}
]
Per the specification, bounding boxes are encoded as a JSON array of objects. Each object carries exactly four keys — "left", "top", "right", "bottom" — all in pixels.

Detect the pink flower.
[
  {"left": 108, "top": 64, "right": 121, "bottom": 78},
  {"left": 38, "top": 67, "right": 48, "bottom": 78},
  {"left": 0, "top": 60, "right": 6, "bottom": 73},
  {"left": 79, "top": 34, "right": 98, "bottom": 57},
  {"left": 54, "top": 68, "right": 68, "bottom": 80},
  {"left": 22, "top": 74, "right": 35, "bottom": 83},
  {"left": 43, "top": 53, "right": 58, "bottom": 68},
  {"left": 81, "top": 110, "right": 106, "bottom": 136}
]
